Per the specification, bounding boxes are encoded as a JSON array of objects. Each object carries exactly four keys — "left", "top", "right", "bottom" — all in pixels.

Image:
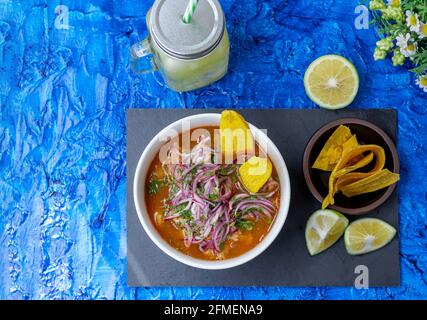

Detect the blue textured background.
[{"left": 0, "top": 0, "right": 426, "bottom": 300}]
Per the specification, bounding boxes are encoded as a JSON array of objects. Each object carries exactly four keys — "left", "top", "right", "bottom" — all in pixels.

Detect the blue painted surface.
[{"left": 0, "top": 0, "right": 426, "bottom": 300}]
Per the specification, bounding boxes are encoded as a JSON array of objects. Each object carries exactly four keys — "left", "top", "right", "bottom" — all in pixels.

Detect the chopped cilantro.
[
  {"left": 208, "top": 193, "right": 219, "bottom": 201},
  {"left": 147, "top": 178, "right": 164, "bottom": 195},
  {"left": 180, "top": 210, "right": 192, "bottom": 220},
  {"left": 219, "top": 165, "right": 235, "bottom": 175},
  {"left": 174, "top": 203, "right": 188, "bottom": 212},
  {"left": 236, "top": 219, "right": 254, "bottom": 231},
  {"left": 242, "top": 207, "right": 261, "bottom": 215}
]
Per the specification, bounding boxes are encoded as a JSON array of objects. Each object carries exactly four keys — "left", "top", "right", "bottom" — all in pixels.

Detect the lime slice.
[
  {"left": 344, "top": 218, "right": 396, "bottom": 255},
  {"left": 304, "top": 55, "right": 359, "bottom": 110},
  {"left": 305, "top": 209, "right": 349, "bottom": 256}
]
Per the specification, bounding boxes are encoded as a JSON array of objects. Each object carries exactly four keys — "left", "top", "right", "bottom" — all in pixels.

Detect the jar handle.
[{"left": 129, "top": 38, "right": 158, "bottom": 74}]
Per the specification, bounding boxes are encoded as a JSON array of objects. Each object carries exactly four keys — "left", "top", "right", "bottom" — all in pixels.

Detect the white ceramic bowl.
[{"left": 133, "top": 113, "right": 291, "bottom": 270}]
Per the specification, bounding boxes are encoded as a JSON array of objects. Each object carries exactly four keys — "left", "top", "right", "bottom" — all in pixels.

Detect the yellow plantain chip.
[
  {"left": 321, "top": 144, "right": 385, "bottom": 209},
  {"left": 239, "top": 156, "right": 272, "bottom": 193},
  {"left": 342, "top": 135, "right": 364, "bottom": 164},
  {"left": 315, "top": 124, "right": 400, "bottom": 209},
  {"left": 340, "top": 169, "right": 400, "bottom": 197},
  {"left": 342, "top": 134, "right": 359, "bottom": 156},
  {"left": 336, "top": 172, "right": 370, "bottom": 190},
  {"left": 220, "top": 110, "right": 255, "bottom": 162},
  {"left": 322, "top": 152, "right": 374, "bottom": 209},
  {"left": 312, "top": 125, "right": 354, "bottom": 171}
]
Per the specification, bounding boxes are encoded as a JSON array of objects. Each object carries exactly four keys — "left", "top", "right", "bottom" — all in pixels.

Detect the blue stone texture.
[{"left": 0, "top": 0, "right": 426, "bottom": 299}]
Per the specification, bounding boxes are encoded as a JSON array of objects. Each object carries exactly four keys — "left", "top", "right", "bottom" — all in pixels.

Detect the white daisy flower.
[
  {"left": 387, "top": 0, "right": 400, "bottom": 7},
  {"left": 396, "top": 33, "right": 417, "bottom": 57},
  {"left": 406, "top": 10, "right": 420, "bottom": 32},
  {"left": 415, "top": 75, "right": 427, "bottom": 93},
  {"left": 396, "top": 33, "right": 409, "bottom": 48},
  {"left": 417, "top": 21, "right": 427, "bottom": 39}
]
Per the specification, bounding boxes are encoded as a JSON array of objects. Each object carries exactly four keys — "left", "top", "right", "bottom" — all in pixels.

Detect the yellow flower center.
[
  {"left": 421, "top": 24, "right": 427, "bottom": 35},
  {"left": 421, "top": 78, "right": 427, "bottom": 87},
  {"left": 390, "top": 0, "right": 400, "bottom": 6},
  {"left": 409, "top": 15, "right": 417, "bottom": 26},
  {"left": 406, "top": 44, "right": 415, "bottom": 51}
]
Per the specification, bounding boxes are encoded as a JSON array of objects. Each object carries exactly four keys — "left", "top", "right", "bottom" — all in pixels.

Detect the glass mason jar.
[{"left": 130, "top": 0, "right": 230, "bottom": 92}]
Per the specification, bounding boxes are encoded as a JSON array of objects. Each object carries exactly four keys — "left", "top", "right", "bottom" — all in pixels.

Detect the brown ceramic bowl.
[{"left": 303, "top": 118, "right": 399, "bottom": 215}]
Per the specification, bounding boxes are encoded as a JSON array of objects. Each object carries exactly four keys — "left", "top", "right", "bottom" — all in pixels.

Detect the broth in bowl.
[{"left": 145, "top": 126, "right": 280, "bottom": 260}]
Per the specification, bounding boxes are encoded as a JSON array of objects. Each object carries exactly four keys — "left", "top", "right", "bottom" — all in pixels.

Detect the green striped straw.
[{"left": 183, "top": 0, "right": 200, "bottom": 24}]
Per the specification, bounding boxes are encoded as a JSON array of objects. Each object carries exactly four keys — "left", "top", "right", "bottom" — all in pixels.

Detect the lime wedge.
[
  {"left": 304, "top": 55, "right": 359, "bottom": 110},
  {"left": 305, "top": 209, "right": 349, "bottom": 255},
  {"left": 344, "top": 218, "right": 396, "bottom": 255}
]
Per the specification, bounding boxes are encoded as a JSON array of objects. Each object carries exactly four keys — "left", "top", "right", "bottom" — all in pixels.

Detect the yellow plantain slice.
[
  {"left": 322, "top": 152, "right": 374, "bottom": 209},
  {"left": 315, "top": 123, "right": 399, "bottom": 209},
  {"left": 340, "top": 169, "right": 400, "bottom": 197},
  {"left": 321, "top": 145, "right": 386, "bottom": 209},
  {"left": 342, "top": 134, "right": 359, "bottom": 156},
  {"left": 312, "top": 125, "right": 354, "bottom": 171},
  {"left": 239, "top": 156, "right": 273, "bottom": 193},
  {"left": 220, "top": 110, "right": 255, "bottom": 162},
  {"left": 342, "top": 135, "right": 364, "bottom": 164}
]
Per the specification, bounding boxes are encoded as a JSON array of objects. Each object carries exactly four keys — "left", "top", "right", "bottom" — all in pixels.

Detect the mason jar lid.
[{"left": 150, "top": 0, "right": 225, "bottom": 60}]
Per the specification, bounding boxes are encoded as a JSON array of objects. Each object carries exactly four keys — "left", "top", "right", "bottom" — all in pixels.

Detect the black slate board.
[{"left": 126, "top": 109, "right": 400, "bottom": 287}]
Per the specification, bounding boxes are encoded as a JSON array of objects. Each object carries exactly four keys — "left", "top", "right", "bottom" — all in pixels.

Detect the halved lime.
[
  {"left": 304, "top": 55, "right": 359, "bottom": 110},
  {"left": 305, "top": 209, "right": 349, "bottom": 255},
  {"left": 344, "top": 218, "right": 396, "bottom": 255}
]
